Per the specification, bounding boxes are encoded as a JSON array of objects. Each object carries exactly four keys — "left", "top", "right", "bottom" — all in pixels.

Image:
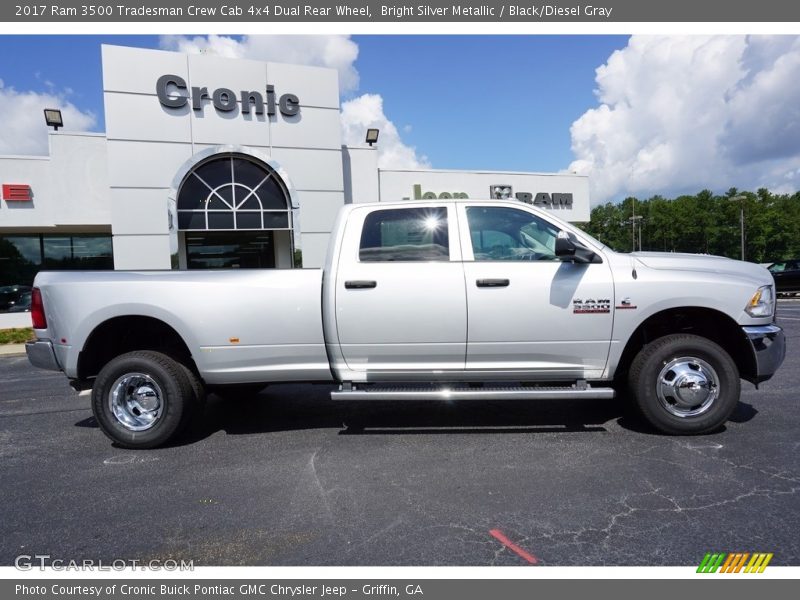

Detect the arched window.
[{"left": 176, "top": 154, "right": 291, "bottom": 231}]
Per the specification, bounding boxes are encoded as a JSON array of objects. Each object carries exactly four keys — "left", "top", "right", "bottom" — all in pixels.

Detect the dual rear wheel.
[{"left": 91, "top": 351, "right": 204, "bottom": 449}]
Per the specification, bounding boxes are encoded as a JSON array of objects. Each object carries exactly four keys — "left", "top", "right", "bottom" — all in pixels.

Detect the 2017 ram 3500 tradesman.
[{"left": 25, "top": 200, "right": 786, "bottom": 448}]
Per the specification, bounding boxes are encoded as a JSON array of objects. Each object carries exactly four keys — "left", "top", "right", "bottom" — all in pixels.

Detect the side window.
[
  {"left": 359, "top": 207, "right": 449, "bottom": 262},
  {"left": 466, "top": 206, "right": 560, "bottom": 261}
]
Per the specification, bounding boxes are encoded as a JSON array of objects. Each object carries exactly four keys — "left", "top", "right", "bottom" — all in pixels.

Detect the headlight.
[{"left": 745, "top": 285, "right": 775, "bottom": 318}]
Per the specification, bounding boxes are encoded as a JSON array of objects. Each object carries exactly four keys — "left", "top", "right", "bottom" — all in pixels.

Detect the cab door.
[
  {"left": 458, "top": 204, "right": 613, "bottom": 379},
  {"left": 334, "top": 204, "right": 467, "bottom": 373}
]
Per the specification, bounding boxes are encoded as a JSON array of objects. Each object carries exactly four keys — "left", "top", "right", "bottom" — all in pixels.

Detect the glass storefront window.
[
  {"left": 0, "top": 236, "right": 41, "bottom": 312},
  {"left": 0, "top": 234, "right": 113, "bottom": 313},
  {"left": 42, "top": 235, "right": 113, "bottom": 270},
  {"left": 177, "top": 154, "right": 292, "bottom": 232},
  {"left": 185, "top": 231, "right": 276, "bottom": 270},
  {"left": 43, "top": 236, "right": 72, "bottom": 265}
]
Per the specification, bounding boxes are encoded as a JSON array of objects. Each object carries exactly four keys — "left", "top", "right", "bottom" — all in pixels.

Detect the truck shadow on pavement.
[
  {"left": 74, "top": 384, "right": 758, "bottom": 446},
  {"left": 182, "top": 384, "right": 621, "bottom": 444},
  {"left": 180, "top": 384, "right": 754, "bottom": 445}
]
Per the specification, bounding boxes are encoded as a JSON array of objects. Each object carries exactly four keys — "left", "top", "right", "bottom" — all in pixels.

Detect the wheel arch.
[
  {"left": 77, "top": 315, "right": 200, "bottom": 382},
  {"left": 614, "top": 307, "right": 756, "bottom": 384}
]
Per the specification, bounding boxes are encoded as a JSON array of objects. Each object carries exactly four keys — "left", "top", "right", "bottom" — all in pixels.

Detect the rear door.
[
  {"left": 334, "top": 204, "right": 467, "bottom": 372},
  {"left": 458, "top": 203, "right": 614, "bottom": 379}
]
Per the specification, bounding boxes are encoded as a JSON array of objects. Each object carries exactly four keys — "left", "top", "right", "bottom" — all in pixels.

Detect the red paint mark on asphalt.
[{"left": 489, "top": 529, "right": 538, "bottom": 564}]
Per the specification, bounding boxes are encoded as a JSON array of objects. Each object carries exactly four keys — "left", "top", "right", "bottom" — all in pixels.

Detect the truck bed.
[{"left": 34, "top": 269, "right": 332, "bottom": 384}]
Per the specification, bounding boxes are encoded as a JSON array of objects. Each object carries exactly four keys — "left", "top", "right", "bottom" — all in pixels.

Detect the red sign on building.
[{"left": 2, "top": 184, "right": 32, "bottom": 201}]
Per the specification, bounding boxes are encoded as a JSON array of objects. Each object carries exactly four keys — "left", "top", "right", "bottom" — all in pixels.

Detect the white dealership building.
[{"left": 0, "top": 44, "right": 590, "bottom": 326}]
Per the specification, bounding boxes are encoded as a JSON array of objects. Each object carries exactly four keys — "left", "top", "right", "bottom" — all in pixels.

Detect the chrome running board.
[{"left": 330, "top": 383, "right": 615, "bottom": 401}]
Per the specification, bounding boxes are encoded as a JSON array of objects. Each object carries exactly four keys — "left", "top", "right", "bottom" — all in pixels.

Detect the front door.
[
  {"left": 334, "top": 204, "right": 467, "bottom": 372},
  {"left": 459, "top": 204, "right": 613, "bottom": 379}
]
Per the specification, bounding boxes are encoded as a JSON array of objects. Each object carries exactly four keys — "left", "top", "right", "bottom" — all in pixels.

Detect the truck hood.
[{"left": 632, "top": 251, "right": 772, "bottom": 285}]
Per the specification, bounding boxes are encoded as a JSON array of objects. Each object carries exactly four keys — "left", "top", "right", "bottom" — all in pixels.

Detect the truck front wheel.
[
  {"left": 91, "top": 351, "right": 194, "bottom": 449},
  {"left": 628, "top": 334, "right": 740, "bottom": 435}
]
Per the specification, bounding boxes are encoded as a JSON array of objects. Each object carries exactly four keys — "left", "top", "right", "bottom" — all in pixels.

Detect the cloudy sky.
[{"left": 0, "top": 35, "right": 798, "bottom": 204}]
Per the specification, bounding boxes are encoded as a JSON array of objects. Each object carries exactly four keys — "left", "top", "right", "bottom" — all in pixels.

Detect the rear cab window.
[{"left": 359, "top": 207, "right": 450, "bottom": 262}]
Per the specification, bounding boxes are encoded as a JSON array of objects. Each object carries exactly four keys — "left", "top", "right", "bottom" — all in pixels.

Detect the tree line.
[{"left": 580, "top": 188, "right": 800, "bottom": 263}]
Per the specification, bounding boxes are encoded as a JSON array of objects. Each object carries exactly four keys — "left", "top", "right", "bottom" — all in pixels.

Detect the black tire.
[
  {"left": 178, "top": 363, "right": 207, "bottom": 408},
  {"left": 628, "top": 334, "right": 740, "bottom": 435},
  {"left": 91, "top": 350, "right": 194, "bottom": 449}
]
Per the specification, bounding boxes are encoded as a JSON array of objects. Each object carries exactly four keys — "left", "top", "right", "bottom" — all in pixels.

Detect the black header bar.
[{"left": 4, "top": 1, "right": 800, "bottom": 22}]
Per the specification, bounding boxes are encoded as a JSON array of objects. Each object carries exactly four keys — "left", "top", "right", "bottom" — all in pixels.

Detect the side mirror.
[
  {"left": 555, "top": 231, "right": 576, "bottom": 258},
  {"left": 555, "top": 231, "right": 598, "bottom": 264}
]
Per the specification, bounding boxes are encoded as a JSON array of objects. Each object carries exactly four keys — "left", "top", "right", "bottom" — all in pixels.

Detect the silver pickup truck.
[{"left": 26, "top": 200, "right": 785, "bottom": 448}]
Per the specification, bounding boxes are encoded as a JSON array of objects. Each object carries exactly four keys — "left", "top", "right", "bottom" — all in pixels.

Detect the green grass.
[{"left": 0, "top": 328, "right": 34, "bottom": 344}]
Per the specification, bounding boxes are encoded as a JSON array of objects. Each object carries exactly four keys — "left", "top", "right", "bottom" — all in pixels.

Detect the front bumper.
[
  {"left": 25, "top": 340, "right": 62, "bottom": 372},
  {"left": 743, "top": 324, "right": 785, "bottom": 384}
]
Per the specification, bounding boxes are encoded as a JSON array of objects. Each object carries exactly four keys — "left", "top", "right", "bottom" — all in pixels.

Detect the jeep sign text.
[{"left": 411, "top": 184, "right": 468, "bottom": 200}]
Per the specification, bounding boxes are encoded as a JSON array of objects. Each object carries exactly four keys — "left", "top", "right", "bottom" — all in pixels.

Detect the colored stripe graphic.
[
  {"left": 745, "top": 553, "right": 759, "bottom": 572},
  {"left": 744, "top": 553, "right": 774, "bottom": 573},
  {"left": 698, "top": 552, "right": 773, "bottom": 573},
  {"left": 697, "top": 553, "right": 713, "bottom": 573},
  {"left": 720, "top": 553, "right": 737, "bottom": 573},
  {"left": 733, "top": 553, "right": 750, "bottom": 573},
  {"left": 697, "top": 553, "right": 728, "bottom": 573},
  {"left": 708, "top": 553, "right": 726, "bottom": 573},
  {"left": 758, "top": 553, "right": 774, "bottom": 572}
]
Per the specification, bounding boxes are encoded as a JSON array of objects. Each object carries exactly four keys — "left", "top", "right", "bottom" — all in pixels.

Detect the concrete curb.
[{"left": 0, "top": 344, "right": 26, "bottom": 356}]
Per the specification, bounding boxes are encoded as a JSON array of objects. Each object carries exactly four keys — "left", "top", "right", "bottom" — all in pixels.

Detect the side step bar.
[{"left": 330, "top": 384, "right": 615, "bottom": 401}]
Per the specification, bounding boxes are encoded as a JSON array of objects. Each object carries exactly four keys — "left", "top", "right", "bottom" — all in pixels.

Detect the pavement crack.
[{"left": 672, "top": 439, "right": 800, "bottom": 485}]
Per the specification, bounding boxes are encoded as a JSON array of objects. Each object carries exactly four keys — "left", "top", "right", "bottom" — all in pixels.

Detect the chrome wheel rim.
[
  {"left": 656, "top": 356, "right": 719, "bottom": 418},
  {"left": 108, "top": 372, "right": 164, "bottom": 431}
]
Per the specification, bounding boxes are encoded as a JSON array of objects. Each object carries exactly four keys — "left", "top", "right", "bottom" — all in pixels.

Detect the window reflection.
[
  {"left": 466, "top": 207, "right": 560, "bottom": 261},
  {"left": 185, "top": 232, "right": 276, "bottom": 270},
  {"left": 0, "top": 234, "right": 113, "bottom": 312},
  {"left": 359, "top": 207, "right": 450, "bottom": 262}
]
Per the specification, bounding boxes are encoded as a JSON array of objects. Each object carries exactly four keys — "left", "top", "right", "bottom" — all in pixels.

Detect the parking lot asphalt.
[{"left": 1, "top": 304, "right": 799, "bottom": 567}]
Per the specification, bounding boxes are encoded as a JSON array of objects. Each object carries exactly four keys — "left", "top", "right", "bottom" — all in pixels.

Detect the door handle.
[
  {"left": 476, "top": 278, "right": 510, "bottom": 288},
  {"left": 345, "top": 280, "right": 377, "bottom": 289}
]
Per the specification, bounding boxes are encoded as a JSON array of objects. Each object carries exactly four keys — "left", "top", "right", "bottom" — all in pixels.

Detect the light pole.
[
  {"left": 630, "top": 216, "right": 643, "bottom": 251},
  {"left": 730, "top": 195, "right": 746, "bottom": 261}
]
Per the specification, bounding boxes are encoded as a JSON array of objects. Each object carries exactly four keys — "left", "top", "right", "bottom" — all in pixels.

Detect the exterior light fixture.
[
  {"left": 43, "top": 108, "right": 63, "bottom": 131},
  {"left": 365, "top": 128, "right": 379, "bottom": 146}
]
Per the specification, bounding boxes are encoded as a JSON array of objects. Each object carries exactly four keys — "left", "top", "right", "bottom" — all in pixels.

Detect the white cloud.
[
  {"left": 340, "top": 94, "right": 429, "bottom": 169},
  {"left": 160, "top": 35, "right": 428, "bottom": 169},
  {"left": 0, "top": 80, "right": 96, "bottom": 155},
  {"left": 568, "top": 35, "right": 800, "bottom": 203},
  {"left": 160, "top": 34, "right": 360, "bottom": 93}
]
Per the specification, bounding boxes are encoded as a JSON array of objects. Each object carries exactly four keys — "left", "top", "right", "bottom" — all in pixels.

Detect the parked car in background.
[
  {"left": 0, "top": 284, "right": 32, "bottom": 312},
  {"left": 767, "top": 260, "right": 800, "bottom": 295},
  {"left": 7, "top": 291, "right": 32, "bottom": 312}
]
